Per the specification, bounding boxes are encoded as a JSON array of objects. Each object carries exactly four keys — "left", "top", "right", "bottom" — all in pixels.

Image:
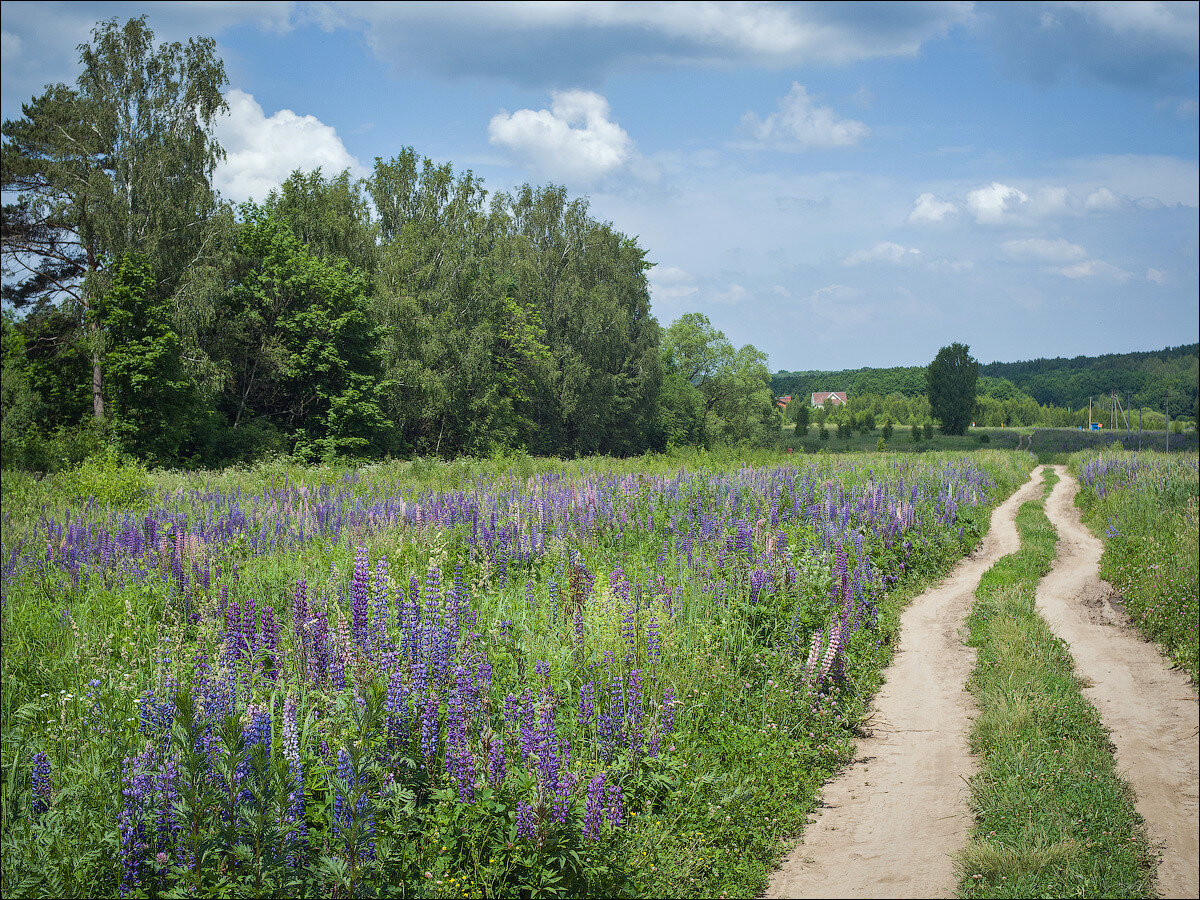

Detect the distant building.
[
  {"left": 811, "top": 392, "right": 848, "bottom": 407},
  {"left": 777, "top": 394, "right": 792, "bottom": 409}
]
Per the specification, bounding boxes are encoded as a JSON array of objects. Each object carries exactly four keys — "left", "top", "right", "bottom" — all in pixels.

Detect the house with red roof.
[{"left": 811, "top": 392, "right": 848, "bottom": 407}]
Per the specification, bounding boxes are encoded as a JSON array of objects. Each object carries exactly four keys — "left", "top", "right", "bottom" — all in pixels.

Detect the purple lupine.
[
  {"left": 420, "top": 693, "right": 439, "bottom": 767},
  {"left": 118, "top": 748, "right": 155, "bottom": 898},
  {"left": 583, "top": 771, "right": 606, "bottom": 839},
  {"left": 660, "top": 685, "right": 677, "bottom": 736},
  {"left": 260, "top": 606, "right": 279, "bottom": 679},
  {"left": 604, "top": 780, "right": 624, "bottom": 828},
  {"left": 292, "top": 579, "right": 309, "bottom": 631},
  {"left": 401, "top": 575, "right": 420, "bottom": 661},
  {"left": 333, "top": 748, "right": 375, "bottom": 861},
  {"left": 351, "top": 547, "right": 370, "bottom": 652},
  {"left": 155, "top": 753, "right": 181, "bottom": 867},
  {"left": 627, "top": 669, "right": 645, "bottom": 754},
  {"left": 646, "top": 616, "right": 661, "bottom": 666},
  {"left": 30, "top": 751, "right": 51, "bottom": 815},
  {"left": 282, "top": 694, "right": 307, "bottom": 864},
  {"left": 372, "top": 557, "right": 390, "bottom": 656},
  {"left": 515, "top": 801, "right": 536, "bottom": 841}
]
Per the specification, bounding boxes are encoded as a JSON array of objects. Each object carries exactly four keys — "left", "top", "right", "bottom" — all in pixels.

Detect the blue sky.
[{"left": 3, "top": 1, "right": 1197, "bottom": 371}]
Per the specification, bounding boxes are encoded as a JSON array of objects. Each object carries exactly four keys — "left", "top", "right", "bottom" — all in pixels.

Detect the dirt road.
[
  {"left": 1038, "top": 466, "right": 1199, "bottom": 899},
  {"left": 765, "top": 468, "right": 1046, "bottom": 899}
]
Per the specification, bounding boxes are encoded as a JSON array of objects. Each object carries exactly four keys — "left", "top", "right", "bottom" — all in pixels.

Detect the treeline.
[
  {"left": 980, "top": 345, "right": 1198, "bottom": 414},
  {"left": 1, "top": 17, "right": 779, "bottom": 470},
  {"left": 774, "top": 345, "right": 1199, "bottom": 427}
]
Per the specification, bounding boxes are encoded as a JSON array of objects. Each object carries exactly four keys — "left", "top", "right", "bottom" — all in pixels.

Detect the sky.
[{"left": 2, "top": 1, "right": 1198, "bottom": 371}]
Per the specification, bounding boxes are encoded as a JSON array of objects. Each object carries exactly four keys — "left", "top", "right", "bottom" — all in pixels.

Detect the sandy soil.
[
  {"left": 765, "top": 468, "right": 1046, "bottom": 899},
  {"left": 1039, "top": 466, "right": 1199, "bottom": 900}
]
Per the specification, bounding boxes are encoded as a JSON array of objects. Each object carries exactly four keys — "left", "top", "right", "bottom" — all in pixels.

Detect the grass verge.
[{"left": 957, "top": 467, "right": 1156, "bottom": 899}]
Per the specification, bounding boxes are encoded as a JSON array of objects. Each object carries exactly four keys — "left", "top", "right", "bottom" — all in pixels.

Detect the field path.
[
  {"left": 765, "top": 467, "right": 1046, "bottom": 899},
  {"left": 1038, "top": 466, "right": 1199, "bottom": 899}
]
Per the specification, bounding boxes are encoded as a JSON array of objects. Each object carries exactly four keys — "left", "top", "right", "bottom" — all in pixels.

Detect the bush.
[
  {"left": 923, "top": 422, "right": 934, "bottom": 440},
  {"left": 979, "top": 433, "right": 990, "bottom": 444},
  {"left": 910, "top": 425, "right": 921, "bottom": 443},
  {"left": 63, "top": 446, "right": 152, "bottom": 507},
  {"left": 876, "top": 437, "right": 886, "bottom": 451},
  {"left": 882, "top": 421, "right": 894, "bottom": 441}
]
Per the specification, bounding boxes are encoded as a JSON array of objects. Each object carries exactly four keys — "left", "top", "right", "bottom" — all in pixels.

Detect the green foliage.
[
  {"left": 62, "top": 445, "right": 152, "bottom": 506},
  {"left": 882, "top": 420, "right": 894, "bottom": 441},
  {"left": 661, "top": 313, "right": 779, "bottom": 448},
  {"left": 213, "top": 208, "right": 390, "bottom": 460},
  {"left": 927, "top": 343, "right": 978, "bottom": 436},
  {"left": 95, "top": 253, "right": 200, "bottom": 464},
  {"left": 772, "top": 344, "right": 1199, "bottom": 425}
]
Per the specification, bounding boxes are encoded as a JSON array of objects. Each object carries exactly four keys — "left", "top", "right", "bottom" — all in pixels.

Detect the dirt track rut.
[
  {"left": 1038, "top": 466, "right": 1199, "bottom": 900},
  {"left": 765, "top": 469, "right": 1046, "bottom": 899}
]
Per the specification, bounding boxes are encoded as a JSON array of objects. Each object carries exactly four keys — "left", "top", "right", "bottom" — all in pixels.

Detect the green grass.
[
  {"left": 957, "top": 467, "right": 1156, "bottom": 898},
  {"left": 782, "top": 424, "right": 1198, "bottom": 462},
  {"left": 1070, "top": 449, "right": 1199, "bottom": 684},
  {"left": 0, "top": 449, "right": 1036, "bottom": 899}
]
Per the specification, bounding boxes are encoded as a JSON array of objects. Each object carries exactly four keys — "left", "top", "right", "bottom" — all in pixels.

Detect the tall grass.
[{"left": 1071, "top": 449, "right": 1199, "bottom": 683}]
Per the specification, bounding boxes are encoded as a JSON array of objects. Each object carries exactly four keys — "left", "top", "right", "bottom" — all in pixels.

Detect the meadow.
[
  {"left": 1071, "top": 448, "right": 1200, "bottom": 683},
  {"left": 0, "top": 448, "right": 1032, "bottom": 898}
]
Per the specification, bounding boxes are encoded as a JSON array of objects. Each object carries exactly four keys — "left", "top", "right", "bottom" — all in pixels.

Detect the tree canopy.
[
  {"left": 926, "top": 343, "right": 979, "bottom": 436},
  {"left": 0, "top": 16, "right": 782, "bottom": 470}
]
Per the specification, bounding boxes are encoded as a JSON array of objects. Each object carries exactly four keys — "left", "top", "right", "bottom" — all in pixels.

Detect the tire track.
[
  {"left": 765, "top": 469, "right": 1045, "bottom": 899},
  {"left": 1038, "top": 466, "right": 1199, "bottom": 899}
]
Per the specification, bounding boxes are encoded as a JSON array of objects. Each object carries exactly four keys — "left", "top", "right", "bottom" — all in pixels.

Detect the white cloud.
[
  {"left": 1057, "top": 259, "right": 1132, "bottom": 280},
  {"left": 807, "top": 284, "right": 868, "bottom": 327},
  {"left": 213, "top": 89, "right": 365, "bottom": 204},
  {"left": 648, "top": 265, "right": 698, "bottom": 303},
  {"left": 741, "top": 83, "right": 869, "bottom": 150},
  {"left": 967, "top": 182, "right": 1031, "bottom": 224},
  {"left": 908, "top": 192, "right": 957, "bottom": 224},
  {"left": 1003, "top": 237, "right": 1087, "bottom": 262},
  {"left": 1146, "top": 268, "right": 1167, "bottom": 284},
  {"left": 1084, "top": 186, "right": 1123, "bottom": 211},
  {"left": 842, "top": 242, "right": 920, "bottom": 266},
  {"left": 488, "top": 90, "right": 634, "bottom": 182},
  {"left": 712, "top": 283, "right": 749, "bottom": 304}
]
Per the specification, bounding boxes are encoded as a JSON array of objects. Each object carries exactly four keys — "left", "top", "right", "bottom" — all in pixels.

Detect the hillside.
[{"left": 773, "top": 344, "right": 1198, "bottom": 415}]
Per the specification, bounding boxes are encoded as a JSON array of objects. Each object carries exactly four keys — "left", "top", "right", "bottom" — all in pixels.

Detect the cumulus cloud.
[
  {"left": 648, "top": 265, "right": 699, "bottom": 304},
  {"left": 1057, "top": 259, "right": 1132, "bottom": 280},
  {"left": 488, "top": 90, "right": 634, "bottom": 182},
  {"left": 842, "top": 242, "right": 920, "bottom": 266},
  {"left": 966, "top": 182, "right": 1031, "bottom": 224},
  {"left": 1002, "top": 237, "right": 1087, "bottom": 262},
  {"left": 741, "top": 83, "right": 869, "bottom": 149},
  {"left": 908, "top": 192, "right": 957, "bottom": 224},
  {"left": 213, "top": 89, "right": 366, "bottom": 204}
]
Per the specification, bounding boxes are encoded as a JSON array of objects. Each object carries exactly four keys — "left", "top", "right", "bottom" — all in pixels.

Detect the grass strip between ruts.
[{"left": 957, "top": 467, "right": 1156, "bottom": 899}]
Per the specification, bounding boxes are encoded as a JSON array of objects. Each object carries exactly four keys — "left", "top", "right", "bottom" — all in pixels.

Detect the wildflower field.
[
  {"left": 1072, "top": 448, "right": 1200, "bottom": 683},
  {"left": 1, "top": 449, "right": 1032, "bottom": 898}
]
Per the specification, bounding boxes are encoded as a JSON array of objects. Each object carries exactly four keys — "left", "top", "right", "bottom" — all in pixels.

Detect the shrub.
[
  {"left": 882, "top": 420, "right": 894, "bottom": 441},
  {"left": 63, "top": 446, "right": 152, "bottom": 507}
]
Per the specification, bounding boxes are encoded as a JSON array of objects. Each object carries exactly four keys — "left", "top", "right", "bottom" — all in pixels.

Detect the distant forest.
[{"left": 773, "top": 344, "right": 1199, "bottom": 427}]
